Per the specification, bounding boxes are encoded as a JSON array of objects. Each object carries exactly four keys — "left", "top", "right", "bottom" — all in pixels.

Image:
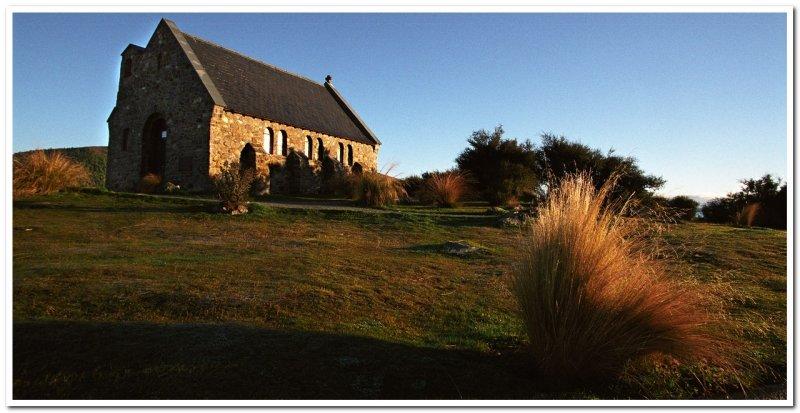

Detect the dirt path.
[
  {"left": 132, "top": 193, "right": 488, "bottom": 219},
  {"left": 129, "top": 192, "right": 389, "bottom": 214}
]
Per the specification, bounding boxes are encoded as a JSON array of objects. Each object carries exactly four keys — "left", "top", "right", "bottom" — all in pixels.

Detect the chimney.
[{"left": 325, "top": 74, "right": 333, "bottom": 83}]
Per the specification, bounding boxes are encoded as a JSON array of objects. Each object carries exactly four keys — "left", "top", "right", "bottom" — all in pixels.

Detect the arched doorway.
[
  {"left": 240, "top": 143, "right": 256, "bottom": 175},
  {"left": 141, "top": 114, "right": 168, "bottom": 177},
  {"left": 352, "top": 162, "right": 363, "bottom": 175}
]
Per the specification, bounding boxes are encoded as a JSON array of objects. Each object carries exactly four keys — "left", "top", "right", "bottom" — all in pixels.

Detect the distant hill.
[{"left": 14, "top": 146, "right": 108, "bottom": 187}]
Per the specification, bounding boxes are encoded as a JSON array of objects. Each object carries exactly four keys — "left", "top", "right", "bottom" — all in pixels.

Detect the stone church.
[{"left": 106, "top": 19, "right": 380, "bottom": 192}]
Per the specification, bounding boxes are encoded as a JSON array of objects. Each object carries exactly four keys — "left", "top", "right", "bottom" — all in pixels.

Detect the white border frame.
[{"left": 3, "top": 4, "right": 794, "bottom": 407}]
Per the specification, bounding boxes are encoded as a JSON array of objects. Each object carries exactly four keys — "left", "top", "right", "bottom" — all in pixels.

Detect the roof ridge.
[
  {"left": 180, "top": 31, "right": 323, "bottom": 87},
  {"left": 324, "top": 82, "right": 381, "bottom": 145}
]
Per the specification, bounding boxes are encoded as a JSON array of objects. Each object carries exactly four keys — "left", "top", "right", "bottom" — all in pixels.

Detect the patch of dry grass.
[
  {"left": 137, "top": 173, "right": 162, "bottom": 194},
  {"left": 513, "top": 173, "right": 729, "bottom": 382},
  {"left": 213, "top": 161, "right": 255, "bottom": 213},
  {"left": 424, "top": 171, "right": 468, "bottom": 208},
  {"left": 353, "top": 164, "right": 408, "bottom": 208},
  {"left": 13, "top": 150, "right": 91, "bottom": 198},
  {"left": 737, "top": 203, "right": 762, "bottom": 227}
]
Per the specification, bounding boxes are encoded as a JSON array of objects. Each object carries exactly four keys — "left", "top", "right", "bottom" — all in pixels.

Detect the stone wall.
[
  {"left": 106, "top": 21, "right": 214, "bottom": 191},
  {"left": 209, "top": 106, "right": 380, "bottom": 193}
]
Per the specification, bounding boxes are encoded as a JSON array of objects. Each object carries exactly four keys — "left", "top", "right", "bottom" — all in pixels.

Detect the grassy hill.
[
  {"left": 12, "top": 191, "right": 787, "bottom": 399},
  {"left": 14, "top": 146, "right": 107, "bottom": 187}
]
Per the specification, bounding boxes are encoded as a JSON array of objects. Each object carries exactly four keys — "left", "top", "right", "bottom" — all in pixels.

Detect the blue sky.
[{"left": 13, "top": 12, "right": 787, "bottom": 197}]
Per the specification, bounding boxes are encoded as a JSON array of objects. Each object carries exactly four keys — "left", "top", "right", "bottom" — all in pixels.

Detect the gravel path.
[
  {"left": 136, "top": 193, "right": 490, "bottom": 219},
  {"left": 133, "top": 193, "right": 388, "bottom": 214}
]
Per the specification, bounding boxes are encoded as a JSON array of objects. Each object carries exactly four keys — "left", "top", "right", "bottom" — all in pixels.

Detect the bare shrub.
[
  {"left": 213, "top": 161, "right": 255, "bottom": 214},
  {"left": 13, "top": 150, "right": 91, "bottom": 198},
  {"left": 352, "top": 164, "right": 407, "bottom": 208},
  {"left": 137, "top": 173, "right": 162, "bottom": 194},
  {"left": 513, "top": 173, "right": 727, "bottom": 382},
  {"left": 423, "top": 171, "right": 467, "bottom": 208}
]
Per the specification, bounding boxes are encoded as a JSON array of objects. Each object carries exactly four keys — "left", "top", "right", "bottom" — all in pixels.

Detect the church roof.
[{"left": 162, "top": 19, "right": 380, "bottom": 146}]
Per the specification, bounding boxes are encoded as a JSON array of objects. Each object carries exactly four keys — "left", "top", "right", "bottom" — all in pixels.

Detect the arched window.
[
  {"left": 121, "top": 128, "right": 130, "bottom": 151},
  {"left": 337, "top": 142, "right": 344, "bottom": 163},
  {"left": 264, "top": 128, "right": 274, "bottom": 154},
  {"left": 305, "top": 136, "right": 313, "bottom": 158},
  {"left": 347, "top": 144, "right": 354, "bottom": 166},
  {"left": 279, "top": 130, "right": 288, "bottom": 156},
  {"left": 317, "top": 138, "right": 324, "bottom": 160}
]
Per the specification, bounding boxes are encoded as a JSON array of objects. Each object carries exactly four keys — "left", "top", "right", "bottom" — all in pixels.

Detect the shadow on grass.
[
  {"left": 11, "top": 320, "right": 576, "bottom": 400},
  {"left": 12, "top": 200, "right": 212, "bottom": 214},
  {"left": 254, "top": 194, "right": 356, "bottom": 207},
  {"left": 405, "top": 243, "right": 492, "bottom": 259}
]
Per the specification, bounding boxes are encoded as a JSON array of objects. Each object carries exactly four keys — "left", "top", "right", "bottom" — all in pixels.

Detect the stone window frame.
[{"left": 264, "top": 127, "right": 274, "bottom": 154}]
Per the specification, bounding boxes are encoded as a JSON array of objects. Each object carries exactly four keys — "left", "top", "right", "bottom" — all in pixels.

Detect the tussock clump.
[
  {"left": 424, "top": 171, "right": 467, "bottom": 208},
  {"left": 13, "top": 150, "right": 91, "bottom": 198},
  {"left": 353, "top": 164, "right": 407, "bottom": 208},
  {"left": 513, "top": 173, "right": 726, "bottom": 382},
  {"left": 213, "top": 161, "right": 255, "bottom": 214},
  {"left": 736, "top": 203, "right": 762, "bottom": 227},
  {"left": 137, "top": 173, "right": 162, "bottom": 194}
]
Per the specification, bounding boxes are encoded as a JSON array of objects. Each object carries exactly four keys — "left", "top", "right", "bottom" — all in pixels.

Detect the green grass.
[
  {"left": 388, "top": 201, "right": 494, "bottom": 216},
  {"left": 12, "top": 191, "right": 787, "bottom": 399}
]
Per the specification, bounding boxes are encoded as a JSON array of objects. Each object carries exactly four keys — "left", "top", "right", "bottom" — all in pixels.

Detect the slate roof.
[{"left": 164, "top": 19, "right": 379, "bottom": 145}]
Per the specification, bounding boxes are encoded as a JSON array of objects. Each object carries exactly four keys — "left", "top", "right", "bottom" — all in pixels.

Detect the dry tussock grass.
[
  {"left": 424, "top": 171, "right": 467, "bottom": 208},
  {"left": 353, "top": 164, "right": 407, "bottom": 208},
  {"left": 13, "top": 150, "right": 91, "bottom": 198},
  {"left": 213, "top": 161, "right": 255, "bottom": 213},
  {"left": 513, "top": 173, "right": 732, "bottom": 382},
  {"left": 737, "top": 203, "right": 762, "bottom": 227},
  {"left": 137, "top": 173, "right": 162, "bottom": 194}
]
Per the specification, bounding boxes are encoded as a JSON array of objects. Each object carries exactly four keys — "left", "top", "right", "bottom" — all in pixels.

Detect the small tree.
[
  {"left": 667, "top": 195, "right": 699, "bottom": 221},
  {"left": 213, "top": 161, "right": 255, "bottom": 214},
  {"left": 701, "top": 197, "right": 738, "bottom": 224},
  {"left": 401, "top": 174, "right": 425, "bottom": 201},
  {"left": 539, "top": 133, "right": 664, "bottom": 201},
  {"left": 701, "top": 174, "right": 786, "bottom": 228},
  {"left": 455, "top": 126, "right": 542, "bottom": 206}
]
